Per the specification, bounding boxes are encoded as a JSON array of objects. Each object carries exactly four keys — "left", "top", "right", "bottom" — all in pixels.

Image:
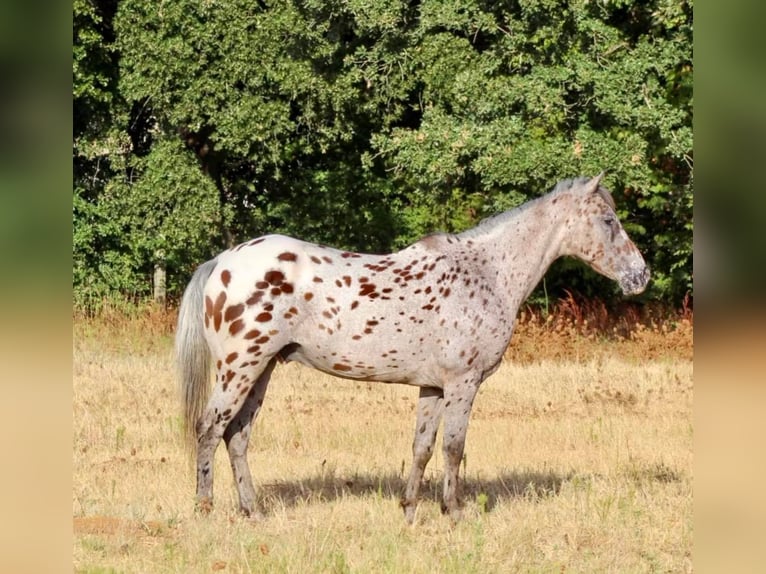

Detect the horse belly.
[{"left": 282, "top": 343, "right": 419, "bottom": 385}]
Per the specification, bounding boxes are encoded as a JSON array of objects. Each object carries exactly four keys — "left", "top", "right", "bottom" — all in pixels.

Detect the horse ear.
[{"left": 587, "top": 171, "right": 605, "bottom": 193}]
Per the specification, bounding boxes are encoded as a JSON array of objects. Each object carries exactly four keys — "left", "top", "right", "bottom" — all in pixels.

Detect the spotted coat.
[{"left": 176, "top": 174, "right": 650, "bottom": 522}]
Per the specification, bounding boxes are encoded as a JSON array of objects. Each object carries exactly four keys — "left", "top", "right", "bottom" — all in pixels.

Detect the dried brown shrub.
[
  {"left": 506, "top": 292, "right": 693, "bottom": 364},
  {"left": 74, "top": 294, "right": 693, "bottom": 364}
]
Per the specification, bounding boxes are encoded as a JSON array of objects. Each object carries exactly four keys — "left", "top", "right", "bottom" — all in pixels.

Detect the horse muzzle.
[{"left": 620, "top": 265, "right": 650, "bottom": 296}]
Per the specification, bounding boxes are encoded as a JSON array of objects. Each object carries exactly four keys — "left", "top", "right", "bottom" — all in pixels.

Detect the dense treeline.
[{"left": 73, "top": 0, "right": 692, "bottom": 311}]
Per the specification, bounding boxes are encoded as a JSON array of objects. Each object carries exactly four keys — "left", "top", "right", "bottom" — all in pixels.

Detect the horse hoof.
[
  {"left": 400, "top": 499, "right": 418, "bottom": 524},
  {"left": 195, "top": 497, "right": 214, "bottom": 515},
  {"left": 241, "top": 507, "right": 266, "bottom": 522},
  {"left": 441, "top": 502, "right": 463, "bottom": 523}
]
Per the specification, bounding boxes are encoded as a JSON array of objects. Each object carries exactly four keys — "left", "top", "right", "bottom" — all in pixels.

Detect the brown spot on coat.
[
  {"left": 246, "top": 291, "right": 264, "bottom": 306},
  {"left": 359, "top": 283, "right": 377, "bottom": 297},
  {"left": 224, "top": 303, "right": 245, "bottom": 322},
  {"left": 333, "top": 363, "right": 352, "bottom": 371},
  {"left": 277, "top": 252, "right": 298, "bottom": 262},
  {"left": 220, "top": 270, "right": 231, "bottom": 287},
  {"left": 229, "top": 319, "right": 245, "bottom": 335},
  {"left": 264, "top": 270, "right": 285, "bottom": 286},
  {"left": 212, "top": 292, "right": 227, "bottom": 331},
  {"left": 255, "top": 312, "right": 272, "bottom": 322}
]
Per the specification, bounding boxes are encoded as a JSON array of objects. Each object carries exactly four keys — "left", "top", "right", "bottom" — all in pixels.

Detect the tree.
[
  {"left": 73, "top": 0, "right": 692, "bottom": 308},
  {"left": 372, "top": 0, "right": 693, "bottom": 302},
  {"left": 73, "top": 0, "right": 130, "bottom": 308}
]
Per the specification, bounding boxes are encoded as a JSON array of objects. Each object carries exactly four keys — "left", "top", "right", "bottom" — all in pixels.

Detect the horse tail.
[{"left": 176, "top": 258, "right": 218, "bottom": 460}]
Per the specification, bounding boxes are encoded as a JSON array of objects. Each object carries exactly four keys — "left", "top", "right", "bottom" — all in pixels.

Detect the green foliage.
[
  {"left": 374, "top": 0, "right": 693, "bottom": 303},
  {"left": 73, "top": 0, "right": 692, "bottom": 308}
]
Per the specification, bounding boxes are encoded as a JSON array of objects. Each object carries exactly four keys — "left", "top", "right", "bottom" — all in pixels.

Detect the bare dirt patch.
[{"left": 73, "top": 516, "right": 175, "bottom": 538}]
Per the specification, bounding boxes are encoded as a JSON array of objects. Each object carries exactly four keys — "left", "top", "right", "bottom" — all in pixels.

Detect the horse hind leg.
[
  {"left": 194, "top": 356, "right": 274, "bottom": 514},
  {"left": 401, "top": 386, "right": 444, "bottom": 524},
  {"left": 223, "top": 357, "right": 277, "bottom": 518}
]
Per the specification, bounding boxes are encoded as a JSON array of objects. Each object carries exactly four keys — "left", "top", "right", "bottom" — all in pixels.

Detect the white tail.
[{"left": 175, "top": 258, "right": 217, "bottom": 458}]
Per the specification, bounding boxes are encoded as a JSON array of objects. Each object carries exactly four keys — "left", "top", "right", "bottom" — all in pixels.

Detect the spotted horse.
[{"left": 176, "top": 174, "right": 650, "bottom": 523}]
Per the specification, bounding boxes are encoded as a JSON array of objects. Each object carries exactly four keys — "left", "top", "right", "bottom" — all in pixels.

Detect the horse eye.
[{"left": 603, "top": 216, "right": 616, "bottom": 227}]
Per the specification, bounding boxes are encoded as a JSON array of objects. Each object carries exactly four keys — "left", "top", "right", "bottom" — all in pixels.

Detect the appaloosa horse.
[{"left": 176, "top": 174, "right": 649, "bottom": 522}]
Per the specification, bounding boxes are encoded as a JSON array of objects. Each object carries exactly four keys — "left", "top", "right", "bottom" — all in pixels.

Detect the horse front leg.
[
  {"left": 440, "top": 376, "right": 481, "bottom": 522},
  {"left": 222, "top": 358, "right": 276, "bottom": 518},
  {"left": 401, "top": 386, "right": 444, "bottom": 524}
]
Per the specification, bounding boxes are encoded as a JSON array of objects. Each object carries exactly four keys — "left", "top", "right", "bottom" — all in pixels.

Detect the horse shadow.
[{"left": 256, "top": 468, "right": 572, "bottom": 514}]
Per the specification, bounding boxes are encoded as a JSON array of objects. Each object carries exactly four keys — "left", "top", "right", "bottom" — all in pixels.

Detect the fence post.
[{"left": 153, "top": 249, "right": 166, "bottom": 305}]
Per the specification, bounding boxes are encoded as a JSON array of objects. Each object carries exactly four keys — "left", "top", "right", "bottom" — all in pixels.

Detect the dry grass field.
[{"left": 73, "top": 308, "right": 692, "bottom": 573}]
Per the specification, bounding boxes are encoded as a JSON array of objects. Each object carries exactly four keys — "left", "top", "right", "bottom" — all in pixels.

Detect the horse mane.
[
  {"left": 459, "top": 177, "right": 617, "bottom": 237},
  {"left": 459, "top": 177, "right": 616, "bottom": 239},
  {"left": 458, "top": 203, "right": 533, "bottom": 238}
]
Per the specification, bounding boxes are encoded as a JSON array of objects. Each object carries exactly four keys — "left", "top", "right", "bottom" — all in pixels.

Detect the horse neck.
[{"left": 461, "top": 196, "right": 568, "bottom": 307}]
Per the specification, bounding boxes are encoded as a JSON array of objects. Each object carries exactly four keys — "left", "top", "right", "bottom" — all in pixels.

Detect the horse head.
[{"left": 560, "top": 174, "right": 650, "bottom": 296}]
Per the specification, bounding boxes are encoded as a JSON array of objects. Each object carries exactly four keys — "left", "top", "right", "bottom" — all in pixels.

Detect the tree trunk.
[{"left": 153, "top": 251, "right": 166, "bottom": 305}]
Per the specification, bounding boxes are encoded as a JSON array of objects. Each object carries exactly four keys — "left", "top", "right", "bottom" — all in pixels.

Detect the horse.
[{"left": 175, "top": 173, "right": 650, "bottom": 522}]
